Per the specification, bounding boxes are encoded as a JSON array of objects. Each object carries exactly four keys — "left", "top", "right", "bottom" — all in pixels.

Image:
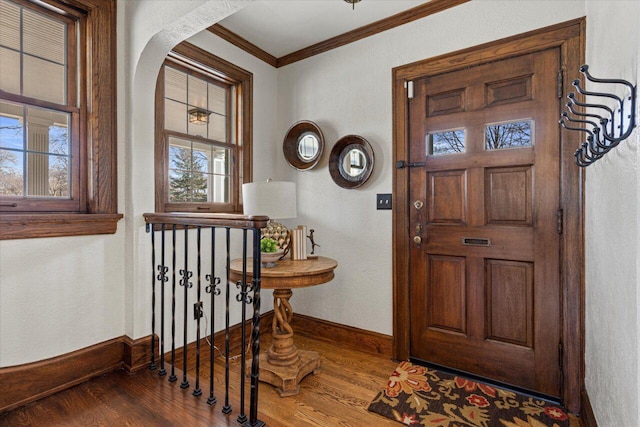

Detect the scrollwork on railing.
[
  {"left": 236, "top": 280, "right": 254, "bottom": 304},
  {"left": 156, "top": 265, "right": 169, "bottom": 284},
  {"left": 144, "top": 213, "right": 267, "bottom": 427},
  {"left": 178, "top": 269, "right": 193, "bottom": 288},
  {"left": 559, "top": 65, "right": 637, "bottom": 167},
  {"left": 205, "top": 274, "right": 221, "bottom": 295}
]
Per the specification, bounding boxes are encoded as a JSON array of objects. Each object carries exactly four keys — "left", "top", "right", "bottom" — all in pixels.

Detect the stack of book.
[{"left": 290, "top": 225, "right": 307, "bottom": 260}]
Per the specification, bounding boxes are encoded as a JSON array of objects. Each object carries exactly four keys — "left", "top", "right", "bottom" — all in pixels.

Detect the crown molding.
[
  {"left": 207, "top": 23, "right": 278, "bottom": 68},
  {"left": 207, "top": 0, "right": 470, "bottom": 69}
]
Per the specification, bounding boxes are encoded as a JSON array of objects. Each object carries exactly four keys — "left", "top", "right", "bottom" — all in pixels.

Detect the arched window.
[{"left": 155, "top": 42, "right": 252, "bottom": 213}]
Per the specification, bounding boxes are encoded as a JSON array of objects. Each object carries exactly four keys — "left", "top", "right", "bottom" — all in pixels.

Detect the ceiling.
[{"left": 218, "top": 0, "right": 432, "bottom": 58}]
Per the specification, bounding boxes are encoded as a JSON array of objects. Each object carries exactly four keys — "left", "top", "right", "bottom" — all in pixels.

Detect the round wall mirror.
[
  {"left": 297, "top": 132, "right": 320, "bottom": 161},
  {"left": 341, "top": 147, "right": 367, "bottom": 177},
  {"left": 283, "top": 121, "right": 324, "bottom": 170},
  {"left": 329, "top": 135, "right": 374, "bottom": 189}
]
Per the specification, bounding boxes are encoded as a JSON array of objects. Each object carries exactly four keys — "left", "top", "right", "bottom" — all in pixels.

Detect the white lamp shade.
[{"left": 242, "top": 180, "right": 297, "bottom": 220}]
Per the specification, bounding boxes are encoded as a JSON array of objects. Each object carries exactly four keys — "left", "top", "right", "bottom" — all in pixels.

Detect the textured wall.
[
  {"left": 0, "top": 0, "right": 267, "bottom": 366},
  {"left": 583, "top": 2, "right": 640, "bottom": 426},
  {"left": 123, "top": 0, "right": 253, "bottom": 340},
  {"left": 0, "top": 231, "right": 126, "bottom": 366},
  {"left": 125, "top": 25, "right": 280, "bottom": 345}
]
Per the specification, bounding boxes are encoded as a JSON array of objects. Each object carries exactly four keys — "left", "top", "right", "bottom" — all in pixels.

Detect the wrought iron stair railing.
[{"left": 143, "top": 212, "right": 268, "bottom": 427}]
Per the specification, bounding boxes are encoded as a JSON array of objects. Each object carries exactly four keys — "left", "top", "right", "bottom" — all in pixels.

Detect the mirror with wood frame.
[
  {"left": 329, "top": 135, "right": 374, "bottom": 189},
  {"left": 283, "top": 121, "right": 324, "bottom": 170}
]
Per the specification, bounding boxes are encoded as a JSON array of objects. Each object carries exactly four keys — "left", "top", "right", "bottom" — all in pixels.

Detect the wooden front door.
[{"left": 408, "top": 48, "right": 562, "bottom": 397}]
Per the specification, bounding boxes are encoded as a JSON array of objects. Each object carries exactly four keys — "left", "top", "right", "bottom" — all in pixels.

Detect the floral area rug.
[{"left": 367, "top": 361, "right": 569, "bottom": 427}]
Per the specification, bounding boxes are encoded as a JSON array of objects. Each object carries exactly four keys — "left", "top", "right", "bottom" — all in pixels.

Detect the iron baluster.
[
  {"left": 236, "top": 229, "right": 249, "bottom": 425},
  {"left": 149, "top": 224, "right": 157, "bottom": 371},
  {"left": 222, "top": 227, "right": 232, "bottom": 414},
  {"left": 206, "top": 226, "right": 220, "bottom": 405},
  {"left": 158, "top": 224, "right": 167, "bottom": 377},
  {"left": 179, "top": 227, "right": 192, "bottom": 389},
  {"left": 169, "top": 225, "right": 177, "bottom": 382},
  {"left": 193, "top": 226, "right": 203, "bottom": 397},
  {"left": 248, "top": 227, "right": 265, "bottom": 427}
]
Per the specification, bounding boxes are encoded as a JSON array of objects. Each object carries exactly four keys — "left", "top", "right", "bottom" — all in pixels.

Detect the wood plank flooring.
[
  {"left": 0, "top": 334, "right": 399, "bottom": 427},
  {"left": 0, "top": 332, "right": 581, "bottom": 426}
]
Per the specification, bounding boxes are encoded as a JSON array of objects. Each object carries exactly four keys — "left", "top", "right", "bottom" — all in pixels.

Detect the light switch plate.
[{"left": 377, "top": 193, "right": 392, "bottom": 210}]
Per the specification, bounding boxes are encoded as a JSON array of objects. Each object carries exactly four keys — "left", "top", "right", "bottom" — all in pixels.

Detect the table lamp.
[{"left": 242, "top": 179, "right": 297, "bottom": 258}]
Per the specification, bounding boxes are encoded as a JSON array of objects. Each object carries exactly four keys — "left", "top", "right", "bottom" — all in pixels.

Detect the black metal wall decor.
[{"left": 559, "top": 65, "right": 637, "bottom": 167}]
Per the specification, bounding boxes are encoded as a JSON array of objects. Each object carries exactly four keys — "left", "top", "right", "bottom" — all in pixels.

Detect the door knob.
[{"left": 413, "top": 236, "right": 422, "bottom": 245}]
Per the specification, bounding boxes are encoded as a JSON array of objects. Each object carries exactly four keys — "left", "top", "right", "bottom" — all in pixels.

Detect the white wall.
[
  {"left": 0, "top": 230, "right": 126, "bottom": 366},
  {"left": 0, "top": 0, "right": 271, "bottom": 366},
  {"left": 278, "top": 0, "right": 585, "bottom": 335},
  {"left": 583, "top": 2, "right": 640, "bottom": 426}
]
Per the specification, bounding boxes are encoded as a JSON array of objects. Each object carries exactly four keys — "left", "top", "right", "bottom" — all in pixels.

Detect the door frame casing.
[{"left": 392, "top": 18, "right": 585, "bottom": 413}]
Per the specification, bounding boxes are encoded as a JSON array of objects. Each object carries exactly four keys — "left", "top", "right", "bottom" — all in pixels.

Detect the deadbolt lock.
[
  {"left": 413, "top": 236, "right": 422, "bottom": 245},
  {"left": 414, "top": 200, "right": 424, "bottom": 210}
]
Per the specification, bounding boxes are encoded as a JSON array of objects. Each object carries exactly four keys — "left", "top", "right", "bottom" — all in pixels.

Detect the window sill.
[{"left": 0, "top": 213, "right": 123, "bottom": 240}]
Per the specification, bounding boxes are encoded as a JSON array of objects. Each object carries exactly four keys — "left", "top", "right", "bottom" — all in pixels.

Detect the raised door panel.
[
  {"left": 485, "top": 166, "right": 532, "bottom": 225},
  {"left": 485, "top": 74, "right": 533, "bottom": 107},
  {"left": 427, "top": 88, "right": 466, "bottom": 117},
  {"left": 485, "top": 259, "right": 534, "bottom": 348},
  {"left": 427, "top": 255, "right": 466, "bottom": 335},
  {"left": 428, "top": 170, "right": 466, "bottom": 224}
]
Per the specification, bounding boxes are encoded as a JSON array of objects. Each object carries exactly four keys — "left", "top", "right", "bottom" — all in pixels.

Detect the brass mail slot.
[{"left": 461, "top": 237, "right": 491, "bottom": 247}]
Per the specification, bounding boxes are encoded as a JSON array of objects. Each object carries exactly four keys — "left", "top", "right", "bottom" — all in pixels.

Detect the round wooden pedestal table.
[{"left": 229, "top": 256, "right": 338, "bottom": 397}]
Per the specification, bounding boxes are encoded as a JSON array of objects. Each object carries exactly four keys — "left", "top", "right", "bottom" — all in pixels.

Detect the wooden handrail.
[{"left": 143, "top": 212, "right": 269, "bottom": 229}]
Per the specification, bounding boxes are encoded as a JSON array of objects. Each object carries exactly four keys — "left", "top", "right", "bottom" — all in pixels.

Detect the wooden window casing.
[
  {"left": 0, "top": 0, "right": 81, "bottom": 212},
  {"left": 155, "top": 42, "right": 253, "bottom": 214},
  {"left": 0, "top": 0, "right": 120, "bottom": 239}
]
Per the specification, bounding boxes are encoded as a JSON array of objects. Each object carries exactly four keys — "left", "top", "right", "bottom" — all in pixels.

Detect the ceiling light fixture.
[
  {"left": 187, "top": 107, "right": 211, "bottom": 125},
  {"left": 344, "top": 0, "right": 361, "bottom": 10}
]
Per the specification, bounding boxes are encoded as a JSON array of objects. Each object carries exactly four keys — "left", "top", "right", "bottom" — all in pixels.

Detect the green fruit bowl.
[{"left": 261, "top": 249, "right": 284, "bottom": 268}]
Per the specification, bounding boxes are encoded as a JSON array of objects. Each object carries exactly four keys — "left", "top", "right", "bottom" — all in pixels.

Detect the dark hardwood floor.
[
  {"left": 0, "top": 333, "right": 399, "bottom": 426},
  {"left": 0, "top": 332, "right": 582, "bottom": 426}
]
